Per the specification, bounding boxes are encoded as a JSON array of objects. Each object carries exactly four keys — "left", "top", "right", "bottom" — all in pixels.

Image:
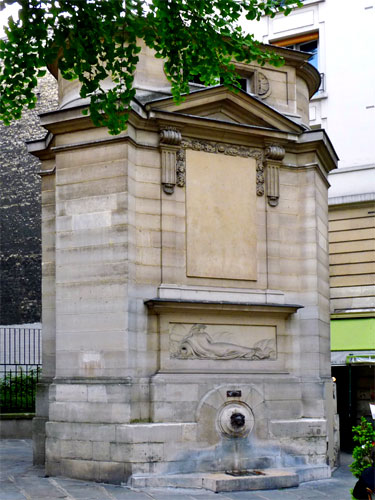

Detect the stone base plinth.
[
  {"left": 131, "top": 469, "right": 299, "bottom": 492},
  {"left": 130, "top": 464, "right": 331, "bottom": 492},
  {"left": 43, "top": 379, "right": 332, "bottom": 485}
]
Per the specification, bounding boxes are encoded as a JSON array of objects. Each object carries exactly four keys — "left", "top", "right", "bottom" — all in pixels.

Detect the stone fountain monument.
[{"left": 29, "top": 43, "right": 339, "bottom": 490}]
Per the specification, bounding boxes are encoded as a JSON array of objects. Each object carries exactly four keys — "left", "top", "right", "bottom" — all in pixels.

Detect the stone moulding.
[
  {"left": 176, "top": 139, "right": 265, "bottom": 196},
  {"left": 37, "top": 165, "right": 56, "bottom": 177},
  {"left": 176, "top": 148, "right": 185, "bottom": 188}
]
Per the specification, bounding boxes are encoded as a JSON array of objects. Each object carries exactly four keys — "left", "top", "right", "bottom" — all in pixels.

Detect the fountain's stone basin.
[
  {"left": 130, "top": 464, "right": 331, "bottom": 492},
  {"left": 131, "top": 468, "right": 299, "bottom": 492}
]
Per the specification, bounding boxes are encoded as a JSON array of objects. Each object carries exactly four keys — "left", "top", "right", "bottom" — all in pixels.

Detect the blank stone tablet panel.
[{"left": 186, "top": 150, "right": 257, "bottom": 280}]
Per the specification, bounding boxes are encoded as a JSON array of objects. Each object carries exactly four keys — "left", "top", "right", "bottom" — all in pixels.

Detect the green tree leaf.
[{"left": 0, "top": 0, "right": 302, "bottom": 135}]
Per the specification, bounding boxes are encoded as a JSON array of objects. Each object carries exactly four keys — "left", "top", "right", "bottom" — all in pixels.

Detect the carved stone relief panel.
[
  {"left": 256, "top": 72, "right": 270, "bottom": 97},
  {"left": 169, "top": 323, "right": 276, "bottom": 361},
  {"left": 154, "top": 309, "right": 288, "bottom": 373}
]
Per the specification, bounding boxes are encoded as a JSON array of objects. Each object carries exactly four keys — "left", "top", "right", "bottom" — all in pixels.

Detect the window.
[
  {"left": 190, "top": 70, "right": 270, "bottom": 98},
  {"left": 221, "top": 71, "right": 268, "bottom": 97},
  {"left": 231, "top": 76, "right": 254, "bottom": 93},
  {"left": 271, "top": 32, "right": 319, "bottom": 70},
  {"left": 190, "top": 75, "right": 252, "bottom": 92},
  {"left": 286, "top": 39, "right": 318, "bottom": 70}
]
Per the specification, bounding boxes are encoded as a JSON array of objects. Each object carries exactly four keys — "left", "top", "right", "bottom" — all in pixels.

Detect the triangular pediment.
[{"left": 145, "top": 86, "right": 303, "bottom": 133}]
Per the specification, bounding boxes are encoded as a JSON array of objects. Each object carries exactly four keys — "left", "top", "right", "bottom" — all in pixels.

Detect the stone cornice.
[
  {"left": 291, "top": 129, "right": 339, "bottom": 175},
  {"left": 296, "top": 63, "right": 321, "bottom": 99},
  {"left": 146, "top": 86, "right": 304, "bottom": 134},
  {"left": 145, "top": 298, "right": 303, "bottom": 316},
  {"left": 28, "top": 106, "right": 301, "bottom": 160},
  {"left": 328, "top": 193, "right": 375, "bottom": 207},
  {"left": 152, "top": 110, "right": 301, "bottom": 148},
  {"left": 27, "top": 132, "right": 56, "bottom": 161},
  {"left": 259, "top": 44, "right": 321, "bottom": 98},
  {"left": 151, "top": 109, "right": 300, "bottom": 137}
]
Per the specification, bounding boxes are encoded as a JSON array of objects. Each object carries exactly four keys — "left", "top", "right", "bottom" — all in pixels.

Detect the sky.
[{"left": 0, "top": 3, "right": 20, "bottom": 37}]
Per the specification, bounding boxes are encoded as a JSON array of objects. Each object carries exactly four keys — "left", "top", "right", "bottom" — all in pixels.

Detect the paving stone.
[
  {"left": 191, "top": 492, "right": 233, "bottom": 499},
  {"left": 11, "top": 477, "right": 67, "bottom": 499},
  {"left": 243, "top": 488, "right": 304, "bottom": 499},
  {"left": 299, "top": 480, "right": 353, "bottom": 499},
  {"left": 141, "top": 491, "right": 195, "bottom": 500},
  {"left": 191, "top": 494, "right": 233, "bottom": 500},
  {"left": 0, "top": 481, "right": 28, "bottom": 500},
  {"left": 216, "top": 491, "right": 266, "bottom": 499},
  {"left": 52, "top": 482, "right": 112, "bottom": 499},
  {"left": 289, "top": 486, "right": 332, "bottom": 499},
  {"left": 102, "top": 485, "right": 154, "bottom": 500}
]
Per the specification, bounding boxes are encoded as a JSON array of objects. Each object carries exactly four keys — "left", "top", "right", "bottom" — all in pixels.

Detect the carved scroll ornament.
[
  {"left": 265, "top": 145, "right": 285, "bottom": 161},
  {"left": 160, "top": 128, "right": 181, "bottom": 145}
]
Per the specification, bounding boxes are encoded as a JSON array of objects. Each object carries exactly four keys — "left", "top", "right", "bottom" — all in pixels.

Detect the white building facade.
[
  {"left": 245, "top": 0, "right": 375, "bottom": 449},
  {"left": 247, "top": 0, "right": 375, "bottom": 169}
]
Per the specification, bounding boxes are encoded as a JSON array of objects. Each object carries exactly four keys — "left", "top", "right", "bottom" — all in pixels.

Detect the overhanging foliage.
[{"left": 0, "top": 0, "right": 301, "bottom": 134}]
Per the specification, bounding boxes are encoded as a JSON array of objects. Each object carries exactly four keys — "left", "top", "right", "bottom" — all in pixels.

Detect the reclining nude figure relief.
[{"left": 173, "top": 324, "right": 275, "bottom": 360}]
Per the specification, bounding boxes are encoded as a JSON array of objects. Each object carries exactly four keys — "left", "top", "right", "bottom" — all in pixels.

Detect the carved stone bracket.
[
  {"left": 159, "top": 127, "right": 182, "bottom": 194},
  {"left": 176, "top": 139, "right": 265, "bottom": 196},
  {"left": 265, "top": 145, "right": 285, "bottom": 161},
  {"left": 264, "top": 144, "right": 285, "bottom": 207},
  {"left": 160, "top": 128, "right": 182, "bottom": 146}
]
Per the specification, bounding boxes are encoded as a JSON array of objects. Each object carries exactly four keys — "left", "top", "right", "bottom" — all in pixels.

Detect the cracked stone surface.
[{"left": 0, "top": 440, "right": 356, "bottom": 499}]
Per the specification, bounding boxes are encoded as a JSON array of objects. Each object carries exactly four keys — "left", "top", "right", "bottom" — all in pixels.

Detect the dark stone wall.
[{"left": 0, "top": 73, "right": 58, "bottom": 324}]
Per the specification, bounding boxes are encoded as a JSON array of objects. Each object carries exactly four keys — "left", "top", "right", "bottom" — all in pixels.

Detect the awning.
[
  {"left": 331, "top": 318, "right": 375, "bottom": 351},
  {"left": 346, "top": 354, "right": 375, "bottom": 365},
  {"left": 331, "top": 350, "right": 375, "bottom": 366}
]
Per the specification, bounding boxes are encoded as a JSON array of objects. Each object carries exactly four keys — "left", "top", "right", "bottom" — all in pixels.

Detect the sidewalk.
[{"left": 0, "top": 440, "right": 356, "bottom": 499}]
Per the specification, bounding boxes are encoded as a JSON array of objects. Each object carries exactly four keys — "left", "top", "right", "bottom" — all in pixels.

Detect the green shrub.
[
  {"left": 0, "top": 367, "right": 41, "bottom": 413},
  {"left": 350, "top": 416, "right": 375, "bottom": 479}
]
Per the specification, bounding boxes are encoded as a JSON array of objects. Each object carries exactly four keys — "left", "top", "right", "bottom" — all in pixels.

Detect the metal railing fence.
[{"left": 0, "top": 327, "right": 42, "bottom": 413}]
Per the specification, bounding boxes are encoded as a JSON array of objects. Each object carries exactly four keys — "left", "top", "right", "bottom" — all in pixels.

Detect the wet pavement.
[{"left": 0, "top": 440, "right": 356, "bottom": 499}]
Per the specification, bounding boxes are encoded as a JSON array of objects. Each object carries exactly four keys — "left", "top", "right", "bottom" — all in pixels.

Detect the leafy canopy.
[{"left": 0, "top": 0, "right": 301, "bottom": 135}]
